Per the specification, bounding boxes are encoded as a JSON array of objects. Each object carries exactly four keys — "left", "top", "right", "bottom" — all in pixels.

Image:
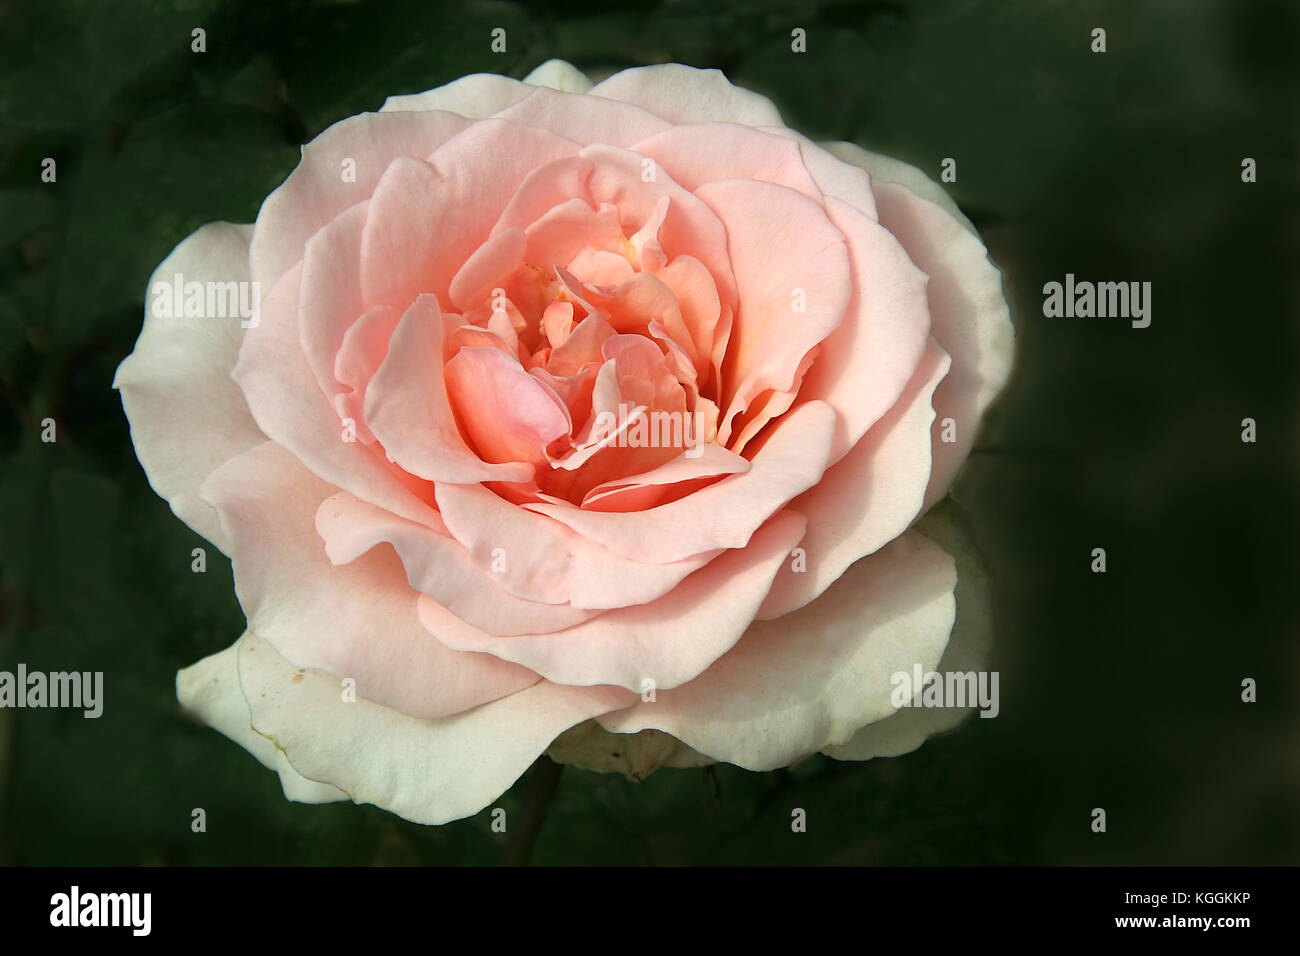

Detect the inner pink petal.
[{"left": 444, "top": 346, "right": 571, "bottom": 469}]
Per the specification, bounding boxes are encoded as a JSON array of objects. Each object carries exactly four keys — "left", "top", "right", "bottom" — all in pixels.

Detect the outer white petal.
[
  {"left": 870, "top": 182, "right": 1015, "bottom": 508},
  {"left": 380, "top": 73, "right": 533, "bottom": 115},
  {"left": 822, "top": 500, "right": 995, "bottom": 760},
  {"left": 113, "top": 222, "right": 265, "bottom": 553},
  {"left": 177, "top": 636, "right": 347, "bottom": 804},
  {"left": 235, "top": 634, "right": 635, "bottom": 826},
  {"left": 819, "top": 139, "right": 976, "bottom": 235},
  {"left": 523, "top": 58, "right": 593, "bottom": 93},
  {"left": 597, "top": 531, "right": 957, "bottom": 771},
  {"left": 590, "top": 63, "right": 785, "bottom": 127}
]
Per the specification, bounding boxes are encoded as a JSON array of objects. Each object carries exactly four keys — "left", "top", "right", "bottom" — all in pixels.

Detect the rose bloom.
[{"left": 115, "top": 60, "right": 1013, "bottom": 825}]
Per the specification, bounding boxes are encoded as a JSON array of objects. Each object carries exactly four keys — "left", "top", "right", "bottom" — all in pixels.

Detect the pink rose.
[{"left": 115, "top": 60, "right": 1013, "bottom": 824}]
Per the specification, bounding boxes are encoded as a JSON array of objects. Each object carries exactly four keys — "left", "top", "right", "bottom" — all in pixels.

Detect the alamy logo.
[
  {"left": 0, "top": 665, "right": 102, "bottom": 718},
  {"left": 50, "top": 886, "right": 151, "bottom": 936},
  {"left": 1042, "top": 273, "right": 1151, "bottom": 328},
  {"left": 587, "top": 405, "right": 710, "bottom": 459},
  {"left": 890, "top": 665, "right": 1000, "bottom": 718},
  {"left": 150, "top": 272, "right": 261, "bottom": 328}
]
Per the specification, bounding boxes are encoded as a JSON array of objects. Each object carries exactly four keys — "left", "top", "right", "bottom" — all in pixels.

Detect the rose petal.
[
  {"left": 298, "top": 201, "right": 369, "bottom": 399},
  {"left": 758, "top": 337, "right": 951, "bottom": 619},
  {"left": 872, "top": 182, "right": 1014, "bottom": 508},
  {"left": 581, "top": 443, "right": 749, "bottom": 512},
  {"left": 444, "top": 346, "right": 571, "bottom": 469},
  {"left": 493, "top": 156, "right": 595, "bottom": 233},
  {"left": 380, "top": 72, "right": 533, "bottom": 116},
  {"left": 493, "top": 85, "right": 672, "bottom": 148},
  {"left": 632, "top": 123, "right": 822, "bottom": 200},
  {"left": 756, "top": 127, "right": 879, "bottom": 222},
  {"left": 598, "top": 530, "right": 956, "bottom": 771},
  {"left": 523, "top": 400, "right": 837, "bottom": 563},
  {"left": 691, "top": 178, "right": 849, "bottom": 444},
  {"left": 447, "top": 226, "right": 527, "bottom": 312},
  {"left": 177, "top": 636, "right": 348, "bottom": 804},
  {"left": 523, "top": 59, "right": 594, "bottom": 94},
  {"left": 417, "top": 509, "right": 807, "bottom": 692},
  {"left": 357, "top": 156, "right": 445, "bottom": 309},
  {"left": 362, "top": 122, "right": 583, "bottom": 307},
  {"left": 725, "top": 346, "right": 817, "bottom": 456},
  {"left": 114, "top": 222, "right": 266, "bottom": 553},
  {"left": 233, "top": 262, "right": 442, "bottom": 528},
  {"left": 650, "top": 255, "right": 724, "bottom": 383},
  {"left": 434, "top": 481, "right": 719, "bottom": 609},
  {"left": 583, "top": 143, "right": 740, "bottom": 309},
  {"left": 822, "top": 500, "right": 995, "bottom": 761},
  {"left": 591, "top": 64, "right": 784, "bottom": 127},
  {"left": 201, "top": 442, "right": 538, "bottom": 719},
  {"left": 797, "top": 195, "right": 933, "bottom": 462},
  {"left": 332, "top": 303, "right": 400, "bottom": 444},
  {"left": 365, "top": 295, "right": 533, "bottom": 483},
  {"left": 822, "top": 139, "right": 976, "bottom": 234},
  {"left": 315, "top": 492, "right": 601, "bottom": 635},
  {"left": 519, "top": 198, "right": 625, "bottom": 280},
  {"left": 237, "top": 633, "right": 634, "bottom": 825},
  {"left": 251, "top": 110, "right": 473, "bottom": 289}
]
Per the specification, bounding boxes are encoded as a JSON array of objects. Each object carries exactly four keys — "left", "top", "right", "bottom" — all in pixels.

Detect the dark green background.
[{"left": 1, "top": 0, "right": 1296, "bottom": 865}]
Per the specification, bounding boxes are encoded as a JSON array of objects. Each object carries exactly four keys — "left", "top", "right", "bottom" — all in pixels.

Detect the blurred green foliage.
[{"left": 0, "top": 0, "right": 1297, "bottom": 864}]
